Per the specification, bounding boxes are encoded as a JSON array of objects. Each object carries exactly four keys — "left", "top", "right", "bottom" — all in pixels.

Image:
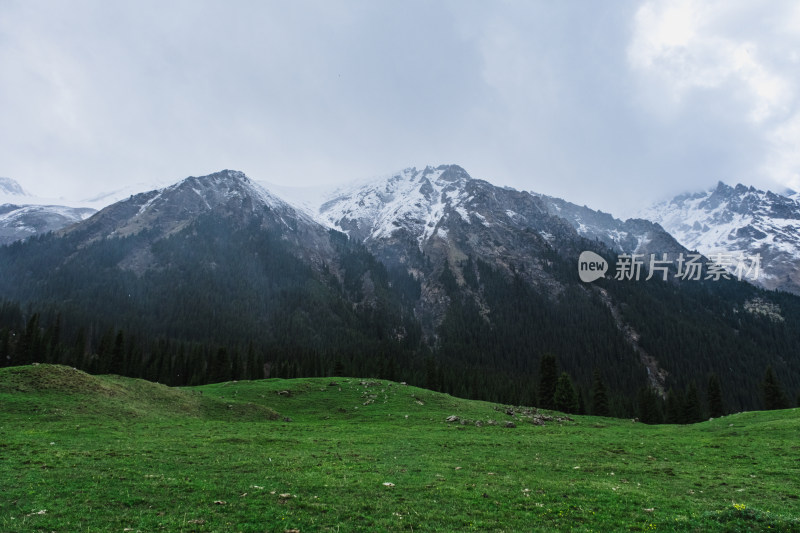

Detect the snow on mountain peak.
[
  {"left": 640, "top": 181, "right": 800, "bottom": 294},
  {"left": 0, "top": 177, "right": 28, "bottom": 197},
  {"left": 127, "top": 170, "right": 296, "bottom": 222},
  {"left": 318, "top": 165, "right": 473, "bottom": 246}
]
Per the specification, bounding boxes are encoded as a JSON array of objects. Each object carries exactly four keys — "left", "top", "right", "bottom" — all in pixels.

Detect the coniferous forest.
[{"left": 1, "top": 183, "right": 799, "bottom": 423}]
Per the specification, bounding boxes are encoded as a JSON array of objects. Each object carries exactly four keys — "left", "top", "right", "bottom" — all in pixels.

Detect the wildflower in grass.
[{"left": 733, "top": 502, "right": 746, "bottom": 511}]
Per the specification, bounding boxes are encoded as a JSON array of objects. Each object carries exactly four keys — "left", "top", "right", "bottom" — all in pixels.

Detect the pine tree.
[
  {"left": 18, "top": 313, "right": 40, "bottom": 365},
  {"left": 425, "top": 358, "right": 438, "bottom": 391},
  {"left": 0, "top": 328, "right": 9, "bottom": 367},
  {"left": 577, "top": 386, "right": 586, "bottom": 415},
  {"left": 664, "top": 388, "right": 684, "bottom": 424},
  {"left": 707, "top": 373, "right": 725, "bottom": 418},
  {"left": 538, "top": 353, "right": 558, "bottom": 410},
  {"left": 108, "top": 330, "right": 124, "bottom": 375},
  {"left": 637, "top": 387, "right": 663, "bottom": 424},
  {"left": 762, "top": 365, "right": 790, "bottom": 410},
  {"left": 553, "top": 372, "right": 579, "bottom": 414},
  {"left": 590, "top": 369, "right": 610, "bottom": 416},
  {"left": 333, "top": 359, "right": 345, "bottom": 377},
  {"left": 209, "top": 348, "right": 231, "bottom": 384},
  {"left": 682, "top": 381, "right": 702, "bottom": 423}
]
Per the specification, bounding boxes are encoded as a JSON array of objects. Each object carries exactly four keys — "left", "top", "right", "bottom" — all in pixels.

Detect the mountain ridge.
[
  {"left": 0, "top": 177, "right": 97, "bottom": 245},
  {"left": 640, "top": 181, "right": 800, "bottom": 295}
]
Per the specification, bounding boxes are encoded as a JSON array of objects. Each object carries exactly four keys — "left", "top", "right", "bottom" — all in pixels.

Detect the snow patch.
[{"left": 318, "top": 166, "right": 472, "bottom": 248}]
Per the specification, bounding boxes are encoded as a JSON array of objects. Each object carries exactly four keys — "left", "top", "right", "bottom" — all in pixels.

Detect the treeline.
[
  {"left": 1, "top": 298, "right": 796, "bottom": 420},
  {"left": 0, "top": 298, "right": 543, "bottom": 408}
]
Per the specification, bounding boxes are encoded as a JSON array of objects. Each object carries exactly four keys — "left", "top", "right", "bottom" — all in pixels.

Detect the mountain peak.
[
  {"left": 64, "top": 169, "right": 308, "bottom": 245},
  {"left": 319, "top": 164, "right": 476, "bottom": 246},
  {"left": 0, "top": 177, "right": 28, "bottom": 197},
  {"left": 199, "top": 169, "right": 249, "bottom": 182},
  {"left": 434, "top": 164, "right": 470, "bottom": 182},
  {"left": 640, "top": 181, "right": 800, "bottom": 294}
]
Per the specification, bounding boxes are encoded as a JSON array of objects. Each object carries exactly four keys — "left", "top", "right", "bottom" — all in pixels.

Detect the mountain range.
[
  {"left": 640, "top": 182, "right": 800, "bottom": 295},
  {"left": 5, "top": 172, "right": 800, "bottom": 298},
  {"left": 1, "top": 167, "right": 798, "bottom": 418}
]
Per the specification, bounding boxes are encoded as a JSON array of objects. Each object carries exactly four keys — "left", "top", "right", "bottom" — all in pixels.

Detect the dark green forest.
[{"left": 0, "top": 213, "right": 798, "bottom": 422}]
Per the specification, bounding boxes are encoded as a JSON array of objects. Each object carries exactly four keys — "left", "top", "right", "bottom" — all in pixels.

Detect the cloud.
[
  {"left": 628, "top": 0, "right": 800, "bottom": 190},
  {"left": 1, "top": 1, "right": 799, "bottom": 217}
]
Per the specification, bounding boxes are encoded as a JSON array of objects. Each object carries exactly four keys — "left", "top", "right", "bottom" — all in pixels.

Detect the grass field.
[{"left": 1, "top": 364, "right": 798, "bottom": 532}]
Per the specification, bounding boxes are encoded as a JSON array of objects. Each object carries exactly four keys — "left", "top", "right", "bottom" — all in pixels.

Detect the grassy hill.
[{"left": 1, "top": 364, "right": 798, "bottom": 532}]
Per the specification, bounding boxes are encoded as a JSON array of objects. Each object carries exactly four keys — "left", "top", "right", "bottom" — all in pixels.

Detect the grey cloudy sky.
[{"left": 2, "top": 0, "right": 800, "bottom": 217}]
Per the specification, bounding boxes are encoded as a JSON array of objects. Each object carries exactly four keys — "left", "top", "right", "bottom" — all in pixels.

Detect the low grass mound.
[
  {"left": 1, "top": 364, "right": 798, "bottom": 532},
  {"left": 0, "top": 363, "right": 122, "bottom": 395},
  {"left": 0, "top": 364, "right": 280, "bottom": 421},
  {"left": 196, "top": 376, "right": 541, "bottom": 426}
]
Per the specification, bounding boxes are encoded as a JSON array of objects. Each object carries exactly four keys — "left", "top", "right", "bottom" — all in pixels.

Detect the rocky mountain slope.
[
  {"left": 533, "top": 194, "right": 687, "bottom": 257},
  {"left": 317, "top": 165, "right": 693, "bottom": 327},
  {"left": 62, "top": 169, "right": 334, "bottom": 270},
  {"left": 640, "top": 182, "right": 800, "bottom": 295},
  {"left": 313, "top": 165, "right": 800, "bottom": 407}
]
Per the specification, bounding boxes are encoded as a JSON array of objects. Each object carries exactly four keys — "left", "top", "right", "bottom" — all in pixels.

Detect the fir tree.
[
  {"left": 637, "top": 387, "right": 663, "bottom": 424},
  {"left": 762, "top": 365, "right": 790, "bottom": 410},
  {"left": 0, "top": 328, "right": 9, "bottom": 367},
  {"left": 682, "top": 381, "right": 702, "bottom": 423},
  {"left": 109, "top": 330, "right": 125, "bottom": 375},
  {"left": 577, "top": 386, "right": 586, "bottom": 415},
  {"left": 209, "top": 348, "right": 231, "bottom": 384},
  {"left": 18, "top": 313, "right": 40, "bottom": 365},
  {"left": 538, "top": 353, "right": 558, "bottom": 410},
  {"left": 553, "top": 372, "right": 579, "bottom": 414},
  {"left": 707, "top": 373, "right": 725, "bottom": 418},
  {"left": 664, "top": 388, "right": 683, "bottom": 424},
  {"left": 590, "top": 369, "right": 610, "bottom": 416}
]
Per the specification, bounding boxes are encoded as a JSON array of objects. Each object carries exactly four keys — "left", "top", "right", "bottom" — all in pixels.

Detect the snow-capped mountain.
[
  {"left": 0, "top": 204, "right": 95, "bottom": 245},
  {"left": 0, "top": 177, "right": 97, "bottom": 245},
  {"left": 320, "top": 165, "right": 479, "bottom": 245},
  {"left": 66, "top": 170, "right": 333, "bottom": 271},
  {"left": 640, "top": 182, "right": 800, "bottom": 295},
  {"left": 316, "top": 164, "right": 692, "bottom": 343},
  {"left": 318, "top": 165, "right": 686, "bottom": 264}
]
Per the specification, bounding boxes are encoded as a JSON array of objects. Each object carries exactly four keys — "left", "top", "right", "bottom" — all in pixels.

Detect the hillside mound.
[{"left": 0, "top": 364, "right": 280, "bottom": 421}]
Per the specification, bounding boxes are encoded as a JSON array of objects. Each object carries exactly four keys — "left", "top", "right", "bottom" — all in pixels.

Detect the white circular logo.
[{"left": 578, "top": 251, "right": 608, "bottom": 282}]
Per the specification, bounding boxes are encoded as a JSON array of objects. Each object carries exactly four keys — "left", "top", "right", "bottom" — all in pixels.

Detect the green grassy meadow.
[{"left": 1, "top": 364, "right": 798, "bottom": 532}]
